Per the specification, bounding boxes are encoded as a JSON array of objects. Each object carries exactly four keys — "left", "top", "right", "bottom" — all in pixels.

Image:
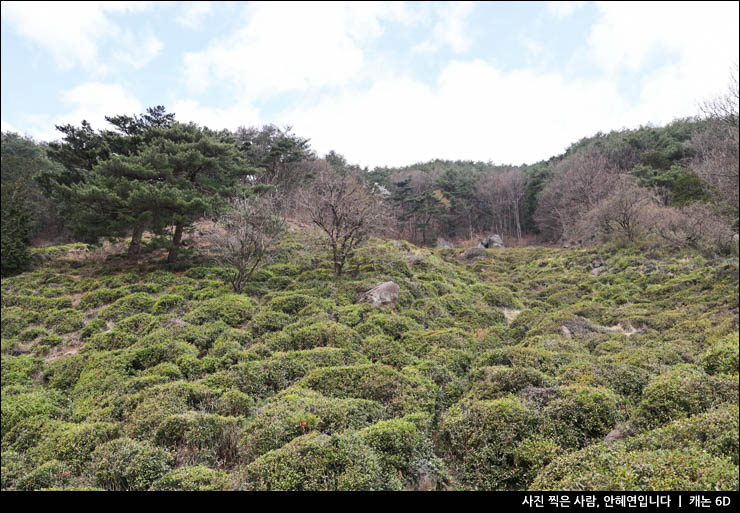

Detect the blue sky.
[{"left": 2, "top": 1, "right": 738, "bottom": 168}]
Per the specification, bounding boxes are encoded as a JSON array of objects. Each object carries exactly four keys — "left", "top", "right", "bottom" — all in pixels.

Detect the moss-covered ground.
[{"left": 2, "top": 231, "right": 738, "bottom": 490}]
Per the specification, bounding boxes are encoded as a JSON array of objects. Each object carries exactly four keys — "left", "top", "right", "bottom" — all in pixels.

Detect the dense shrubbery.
[{"left": 1, "top": 235, "right": 737, "bottom": 490}]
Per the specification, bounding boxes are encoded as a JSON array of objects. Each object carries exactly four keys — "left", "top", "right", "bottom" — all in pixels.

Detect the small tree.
[
  {"left": 1, "top": 181, "right": 34, "bottom": 276},
  {"left": 300, "top": 164, "right": 387, "bottom": 278},
  {"left": 206, "top": 192, "right": 286, "bottom": 293}
]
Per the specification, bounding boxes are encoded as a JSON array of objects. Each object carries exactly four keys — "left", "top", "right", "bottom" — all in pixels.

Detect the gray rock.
[
  {"left": 461, "top": 247, "right": 487, "bottom": 260},
  {"left": 591, "top": 266, "right": 606, "bottom": 276},
  {"left": 479, "top": 234, "right": 504, "bottom": 249},
  {"left": 358, "top": 281, "right": 400, "bottom": 306},
  {"left": 604, "top": 428, "right": 627, "bottom": 444},
  {"left": 435, "top": 238, "right": 455, "bottom": 249}
]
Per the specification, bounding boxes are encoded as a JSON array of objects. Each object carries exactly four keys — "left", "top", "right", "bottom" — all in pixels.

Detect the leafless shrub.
[
  {"left": 535, "top": 147, "right": 622, "bottom": 241},
  {"left": 299, "top": 163, "right": 389, "bottom": 278},
  {"left": 204, "top": 192, "right": 287, "bottom": 292},
  {"left": 649, "top": 202, "right": 736, "bottom": 254},
  {"left": 575, "top": 176, "right": 657, "bottom": 245}
]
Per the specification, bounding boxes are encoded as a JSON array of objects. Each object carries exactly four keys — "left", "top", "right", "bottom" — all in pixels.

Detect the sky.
[{"left": 1, "top": 1, "right": 738, "bottom": 168}]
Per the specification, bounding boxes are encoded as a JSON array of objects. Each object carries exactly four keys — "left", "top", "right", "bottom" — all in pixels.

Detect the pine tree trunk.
[
  {"left": 128, "top": 223, "right": 145, "bottom": 261},
  {"left": 167, "top": 221, "right": 184, "bottom": 263}
]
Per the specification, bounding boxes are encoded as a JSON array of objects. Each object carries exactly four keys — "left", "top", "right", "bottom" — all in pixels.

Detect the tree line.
[{"left": 1, "top": 69, "right": 738, "bottom": 279}]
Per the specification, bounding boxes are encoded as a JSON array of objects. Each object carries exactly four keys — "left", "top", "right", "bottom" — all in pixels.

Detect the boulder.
[
  {"left": 435, "top": 238, "right": 455, "bottom": 249},
  {"left": 478, "top": 234, "right": 505, "bottom": 249},
  {"left": 461, "top": 247, "right": 487, "bottom": 260},
  {"left": 358, "top": 281, "right": 400, "bottom": 306}
]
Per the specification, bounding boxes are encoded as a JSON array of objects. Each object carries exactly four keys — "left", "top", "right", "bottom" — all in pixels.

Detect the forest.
[{"left": 0, "top": 73, "right": 738, "bottom": 491}]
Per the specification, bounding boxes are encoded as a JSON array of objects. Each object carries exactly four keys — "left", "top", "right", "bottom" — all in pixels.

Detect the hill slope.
[{"left": 1, "top": 231, "right": 738, "bottom": 490}]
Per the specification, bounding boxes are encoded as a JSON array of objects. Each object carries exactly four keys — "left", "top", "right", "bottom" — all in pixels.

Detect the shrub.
[
  {"left": 359, "top": 418, "right": 445, "bottom": 489},
  {"left": 77, "top": 288, "right": 125, "bottom": 310},
  {"left": 14, "top": 459, "right": 70, "bottom": 491},
  {"left": 633, "top": 366, "right": 715, "bottom": 431},
  {"left": 249, "top": 310, "right": 292, "bottom": 336},
  {"left": 240, "top": 388, "right": 385, "bottom": 461},
  {"left": 270, "top": 321, "right": 361, "bottom": 351},
  {"left": 297, "top": 363, "right": 436, "bottom": 416},
  {"left": 468, "top": 366, "right": 551, "bottom": 400},
  {"left": 541, "top": 385, "right": 622, "bottom": 449},
  {"left": 531, "top": 445, "right": 739, "bottom": 491},
  {"left": 237, "top": 431, "right": 400, "bottom": 491},
  {"left": 698, "top": 334, "right": 739, "bottom": 376},
  {"left": 100, "top": 293, "right": 157, "bottom": 322},
  {"left": 183, "top": 294, "right": 255, "bottom": 327},
  {"left": 622, "top": 404, "right": 739, "bottom": 465},
  {"left": 437, "top": 397, "right": 540, "bottom": 490},
  {"left": 28, "top": 421, "right": 120, "bottom": 472},
  {"left": 154, "top": 412, "right": 241, "bottom": 467},
  {"left": 513, "top": 437, "right": 563, "bottom": 486},
  {"left": 151, "top": 465, "right": 230, "bottom": 491},
  {"left": 91, "top": 438, "right": 173, "bottom": 491},
  {"left": 150, "top": 294, "right": 187, "bottom": 315}
]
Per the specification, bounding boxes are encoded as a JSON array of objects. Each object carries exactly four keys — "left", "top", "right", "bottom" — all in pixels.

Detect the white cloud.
[
  {"left": 1, "top": 1, "right": 156, "bottom": 71},
  {"left": 171, "top": 98, "right": 261, "bottom": 131},
  {"left": 277, "top": 60, "right": 631, "bottom": 168},
  {"left": 23, "top": 82, "right": 143, "bottom": 141},
  {"left": 413, "top": 2, "right": 475, "bottom": 54},
  {"left": 182, "top": 2, "right": 417, "bottom": 97},
  {"left": 1, "top": 120, "right": 21, "bottom": 134},
  {"left": 175, "top": 1, "right": 213, "bottom": 30},
  {"left": 547, "top": 1, "right": 587, "bottom": 19},
  {"left": 113, "top": 31, "right": 163, "bottom": 69}
]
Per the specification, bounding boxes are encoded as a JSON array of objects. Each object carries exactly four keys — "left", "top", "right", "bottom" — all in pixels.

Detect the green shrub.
[
  {"left": 437, "top": 396, "right": 539, "bottom": 490},
  {"left": 271, "top": 321, "right": 361, "bottom": 351},
  {"left": 541, "top": 385, "right": 622, "bottom": 449},
  {"left": 531, "top": 445, "right": 739, "bottom": 491},
  {"left": 91, "top": 438, "right": 173, "bottom": 491},
  {"left": 151, "top": 294, "right": 187, "bottom": 315},
  {"left": 29, "top": 421, "right": 120, "bottom": 472},
  {"left": 1, "top": 389, "right": 63, "bottom": 438},
  {"left": 513, "top": 438, "right": 562, "bottom": 486},
  {"left": 623, "top": 404, "right": 739, "bottom": 465},
  {"left": 250, "top": 310, "right": 292, "bottom": 336},
  {"left": 360, "top": 418, "right": 445, "bottom": 489},
  {"left": 468, "top": 366, "right": 551, "bottom": 400},
  {"left": 698, "top": 334, "right": 739, "bottom": 376},
  {"left": 297, "top": 363, "right": 436, "bottom": 416},
  {"left": 264, "top": 293, "right": 316, "bottom": 315},
  {"left": 183, "top": 295, "right": 255, "bottom": 327},
  {"left": 1, "top": 354, "right": 42, "bottom": 387},
  {"left": 241, "top": 388, "right": 385, "bottom": 461},
  {"left": 77, "top": 288, "right": 125, "bottom": 310},
  {"left": 237, "top": 431, "right": 401, "bottom": 491},
  {"left": 154, "top": 412, "right": 241, "bottom": 466},
  {"left": 633, "top": 366, "right": 715, "bottom": 431},
  {"left": 14, "top": 459, "right": 70, "bottom": 491},
  {"left": 100, "top": 293, "right": 157, "bottom": 322},
  {"left": 151, "top": 465, "right": 230, "bottom": 491}
]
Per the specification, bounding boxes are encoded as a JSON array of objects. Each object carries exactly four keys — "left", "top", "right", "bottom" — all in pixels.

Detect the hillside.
[{"left": 2, "top": 230, "right": 738, "bottom": 491}]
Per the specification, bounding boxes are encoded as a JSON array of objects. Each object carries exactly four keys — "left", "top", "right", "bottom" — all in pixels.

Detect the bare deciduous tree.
[
  {"left": 577, "top": 176, "right": 656, "bottom": 243},
  {"left": 535, "top": 147, "right": 622, "bottom": 242},
  {"left": 205, "top": 192, "right": 286, "bottom": 293},
  {"left": 300, "top": 165, "right": 388, "bottom": 278}
]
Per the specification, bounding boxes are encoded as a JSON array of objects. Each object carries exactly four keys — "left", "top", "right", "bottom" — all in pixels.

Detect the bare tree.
[
  {"left": 205, "top": 192, "right": 286, "bottom": 293},
  {"left": 535, "top": 147, "right": 622, "bottom": 242},
  {"left": 692, "top": 66, "right": 739, "bottom": 219},
  {"left": 300, "top": 164, "right": 387, "bottom": 278},
  {"left": 577, "top": 176, "right": 656, "bottom": 243}
]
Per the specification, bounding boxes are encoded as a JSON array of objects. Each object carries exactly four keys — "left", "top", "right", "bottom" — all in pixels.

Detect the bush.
[
  {"left": 237, "top": 431, "right": 401, "bottom": 491},
  {"left": 183, "top": 294, "right": 255, "bottom": 327},
  {"left": 622, "top": 404, "right": 739, "bottom": 465},
  {"left": 360, "top": 418, "right": 445, "bottom": 489},
  {"left": 633, "top": 366, "right": 715, "bottom": 431},
  {"left": 271, "top": 321, "right": 361, "bottom": 351},
  {"left": 240, "top": 388, "right": 385, "bottom": 461},
  {"left": 541, "top": 385, "right": 622, "bottom": 449},
  {"left": 151, "top": 465, "right": 230, "bottom": 491},
  {"left": 531, "top": 445, "right": 739, "bottom": 490},
  {"left": 698, "top": 334, "right": 739, "bottom": 376},
  {"left": 437, "top": 396, "right": 539, "bottom": 490},
  {"left": 468, "top": 366, "right": 551, "bottom": 400},
  {"left": 249, "top": 310, "right": 292, "bottom": 336},
  {"left": 77, "top": 288, "right": 125, "bottom": 310},
  {"left": 154, "top": 412, "right": 241, "bottom": 467},
  {"left": 90, "top": 438, "right": 173, "bottom": 491},
  {"left": 14, "top": 459, "right": 70, "bottom": 491},
  {"left": 100, "top": 293, "right": 157, "bottom": 322},
  {"left": 297, "top": 363, "right": 436, "bottom": 416},
  {"left": 150, "top": 294, "right": 187, "bottom": 315}
]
